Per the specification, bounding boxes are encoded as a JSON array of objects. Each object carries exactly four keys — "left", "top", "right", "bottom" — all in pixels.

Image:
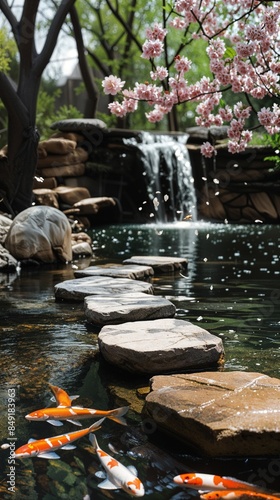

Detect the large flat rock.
[
  {"left": 143, "top": 371, "right": 280, "bottom": 457},
  {"left": 98, "top": 318, "right": 224, "bottom": 374},
  {"left": 84, "top": 293, "right": 176, "bottom": 325},
  {"left": 74, "top": 264, "right": 154, "bottom": 280},
  {"left": 54, "top": 276, "right": 153, "bottom": 301},
  {"left": 122, "top": 255, "right": 187, "bottom": 273}
]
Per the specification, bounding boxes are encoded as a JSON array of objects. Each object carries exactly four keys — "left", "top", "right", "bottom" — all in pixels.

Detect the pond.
[{"left": 0, "top": 221, "right": 279, "bottom": 499}]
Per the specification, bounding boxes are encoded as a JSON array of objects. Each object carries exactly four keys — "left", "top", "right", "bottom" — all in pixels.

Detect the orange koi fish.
[
  {"left": 48, "top": 383, "right": 79, "bottom": 407},
  {"left": 200, "top": 490, "right": 280, "bottom": 500},
  {"left": 25, "top": 405, "right": 129, "bottom": 427},
  {"left": 173, "top": 473, "right": 264, "bottom": 493},
  {"left": 89, "top": 433, "right": 145, "bottom": 497},
  {"left": 15, "top": 418, "right": 105, "bottom": 459}
]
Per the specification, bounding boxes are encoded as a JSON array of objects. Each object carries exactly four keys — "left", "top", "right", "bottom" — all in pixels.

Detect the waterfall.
[{"left": 123, "top": 132, "right": 197, "bottom": 222}]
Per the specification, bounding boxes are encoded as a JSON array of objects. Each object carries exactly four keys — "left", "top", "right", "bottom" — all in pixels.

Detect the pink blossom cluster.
[{"left": 102, "top": 2, "right": 280, "bottom": 156}]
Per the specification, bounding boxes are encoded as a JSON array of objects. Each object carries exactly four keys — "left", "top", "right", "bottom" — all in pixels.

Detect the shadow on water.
[{"left": 0, "top": 221, "right": 280, "bottom": 498}]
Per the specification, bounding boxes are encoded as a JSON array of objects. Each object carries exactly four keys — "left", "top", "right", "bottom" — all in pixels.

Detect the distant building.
[{"left": 56, "top": 63, "right": 109, "bottom": 116}]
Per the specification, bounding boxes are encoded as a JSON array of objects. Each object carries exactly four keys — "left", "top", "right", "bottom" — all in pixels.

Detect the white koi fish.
[
  {"left": 15, "top": 418, "right": 105, "bottom": 459},
  {"left": 25, "top": 405, "right": 129, "bottom": 427},
  {"left": 89, "top": 433, "right": 145, "bottom": 497},
  {"left": 201, "top": 490, "right": 280, "bottom": 500},
  {"left": 173, "top": 473, "right": 264, "bottom": 493}
]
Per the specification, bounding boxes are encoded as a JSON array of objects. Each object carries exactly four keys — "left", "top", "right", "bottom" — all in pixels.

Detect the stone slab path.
[
  {"left": 98, "top": 318, "right": 224, "bottom": 374},
  {"left": 54, "top": 276, "right": 153, "bottom": 301},
  {"left": 123, "top": 255, "right": 187, "bottom": 273},
  {"left": 84, "top": 293, "right": 176, "bottom": 325},
  {"left": 74, "top": 264, "right": 154, "bottom": 280},
  {"left": 143, "top": 371, "right": 280, "bottom": 457}
]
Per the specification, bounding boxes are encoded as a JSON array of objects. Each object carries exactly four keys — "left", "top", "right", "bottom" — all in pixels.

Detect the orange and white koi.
[
  {"left": 89, "top": 433, "right": 145, "bottom": 497},
  {"left": 200, "top": 490, "right": 280, "bottom": 500},
  {"left": 173, "top": 473, "right": 264, "bottom": 493},
  {"left": 48, "top": 383, "right": 79, "bottom": 407},
  {"left": 15, "top": 418, "right": 105, "bottom": 460},
  {"left": 25, "top": 405, "right": 129, "bottom": 427}
]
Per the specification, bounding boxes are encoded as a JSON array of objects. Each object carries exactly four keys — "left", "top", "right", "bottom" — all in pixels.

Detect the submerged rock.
[
  {"left": 98, "top": 318, "right": 224, "bottom": 374},
  {"left": 143, "top": 371, "right": 280, "bottom": 457},
  {"left": 85, "top": 292, "right": 176, "bottom": 325}
]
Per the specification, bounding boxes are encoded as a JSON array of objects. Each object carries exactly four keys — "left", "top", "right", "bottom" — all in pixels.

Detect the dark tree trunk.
[{"left": 0, "top": 0, "right": 77, "bottom": 215}]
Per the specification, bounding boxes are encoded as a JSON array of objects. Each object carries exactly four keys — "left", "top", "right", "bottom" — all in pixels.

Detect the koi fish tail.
[{"left": 107, "top": 406, "right": 130, "bottom": 426}]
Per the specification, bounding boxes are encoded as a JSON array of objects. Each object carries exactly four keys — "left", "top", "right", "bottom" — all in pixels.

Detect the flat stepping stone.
[
  {"left": 98, "top": 318, "right": 224, "bottom": 374},
  {"left": 143, "top": 371, "right": 280, "bottom": 457},
  {"left": 54, "top": 276, "right": 153, "bottom": 301},
  {"left": 85, "top": 293, "right": 176, "bottom": 325},
  {"left": 122, "top": 255, "right": 187, "bottom": 273},
  {"left": 74, "top": 264, "right": 154, "bottom": 280}
]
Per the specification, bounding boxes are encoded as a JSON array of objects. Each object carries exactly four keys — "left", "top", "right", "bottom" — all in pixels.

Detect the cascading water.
[{"left": 123, "top": 132, "right": 197, "bottom": 222}]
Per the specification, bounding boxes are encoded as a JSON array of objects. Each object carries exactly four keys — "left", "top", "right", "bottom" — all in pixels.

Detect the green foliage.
[
  {"left": 0, "top": 28, "right": 16, "bottom": 73},
  {"left": 264, "top": 133, "right": 280, "bottom": 171},
  {"left": 36, "top": 89, "right": 83, "bottom": 140}
]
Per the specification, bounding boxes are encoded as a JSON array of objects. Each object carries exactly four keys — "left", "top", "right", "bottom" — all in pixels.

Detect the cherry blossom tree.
[{"left": 102, "top": 0, "right": 280, "bottom": 156}]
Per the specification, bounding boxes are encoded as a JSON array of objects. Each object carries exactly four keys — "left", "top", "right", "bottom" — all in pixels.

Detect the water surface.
[{"left": 0, "top": 222, "right": 279, "bottom": 498}]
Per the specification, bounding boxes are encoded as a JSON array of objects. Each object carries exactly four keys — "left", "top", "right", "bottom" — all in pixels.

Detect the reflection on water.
[{"left": 0, "top": 222, "right": 279, "bottom": 498}]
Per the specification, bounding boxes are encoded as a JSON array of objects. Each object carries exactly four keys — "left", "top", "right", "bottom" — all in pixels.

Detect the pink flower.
[
  {"left": 108, "top": 102, "right": 127, "bottom": 117},
  {"left": 141, "top": 39, "right": 164, "bottom": 59},
  {"left": 102, "top": 75, "right": 125, "bottom": 95},
  {"left": 146, "top": 23, "right": 167, "bottom": 42},
  {"left": 174, "top": 55, "right": 192, "bottom": 73},
  {"left": 201, "top": 142, "right": 217, "bottom": 158},
  {"left": 150, "top": 66, "right": 169, "bottom": 81}
]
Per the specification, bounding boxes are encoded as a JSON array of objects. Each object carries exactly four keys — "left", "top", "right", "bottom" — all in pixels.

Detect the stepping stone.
[
  {"left": 98, "top": 318, "right": 224, "bottom": 374},
  {"left": 143, "top": 371, "right": 280, "bottom": 457},
  {"left": 123, "top": 255, "right": 187, "bottom": 273},
  {"left": 74, "top": 264, "right": 154, "bottom": 280},
  {"left": 54, "top": 276, "right": 153, "bottom": 301},
  {"left": 84, "top": 293, "right": 176, "bottom": 325}
]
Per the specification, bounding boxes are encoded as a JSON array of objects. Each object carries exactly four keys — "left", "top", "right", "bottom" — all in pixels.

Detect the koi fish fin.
[
  {"left": 47, "top": 419, "right": 64, "bottom": 427},
  {"left": 108, "top": 406, "right": 130, "bottom": 426},
  {"left": 95, "top": 470, "right": 106, "bottom": 479},
  {"left": 127, "top": 465, "right": 138, "bottom": 476},
  {"left": 50, "top": 395, "right": 80, "bottom": 407},
  {"left": 61, "top": 444, "right": 76, "bottom": 450},
  {"left": 38, "top": 451, "right": 60, "bottom": 459},
  {"left": 88, "top": 418, "right": 105, "bottom": 432},
  {"left": 98, "top": 478, "right": 118, "bottom": 490},
  {"left": 89, "top": 433, "right": 98, "bottom": 451},
  {"left": 28, "top": 438, "right": 36, "bottom": 444},
  {"left": 66, "top": 419, "right": 82, "bottom": 427}
]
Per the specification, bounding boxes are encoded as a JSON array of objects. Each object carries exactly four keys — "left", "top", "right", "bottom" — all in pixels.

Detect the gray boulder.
[{"left": 4, "top": 206, "right": 72, "bottom": 263}]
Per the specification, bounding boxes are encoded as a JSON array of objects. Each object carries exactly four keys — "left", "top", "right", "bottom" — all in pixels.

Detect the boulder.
[
  {"left": 98, "top": 318, "right": 224, "bottom": 374},
  {"left": 85, "top": 293, "right": 176, "bottom": 325},
  {"left": 143, "top": 371, "right": 280, "bottom": 457},
  {"left": 71, "top": 242, "right": 93, "bottom": 258},
  {"left": 123, "top": 255, "right": 187, "bottom": 273},
  {"left": 4, "top": 206, "right": 72, "bottom": 263},
  {"left": 54, "top": 276, "right": 154, "bottom": 301},
  {"left": 0, "top": 243, "right": 18, "bottom": 270},
  {"left": 0, "top": 214, "right": 13, "bottom": 244}
]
